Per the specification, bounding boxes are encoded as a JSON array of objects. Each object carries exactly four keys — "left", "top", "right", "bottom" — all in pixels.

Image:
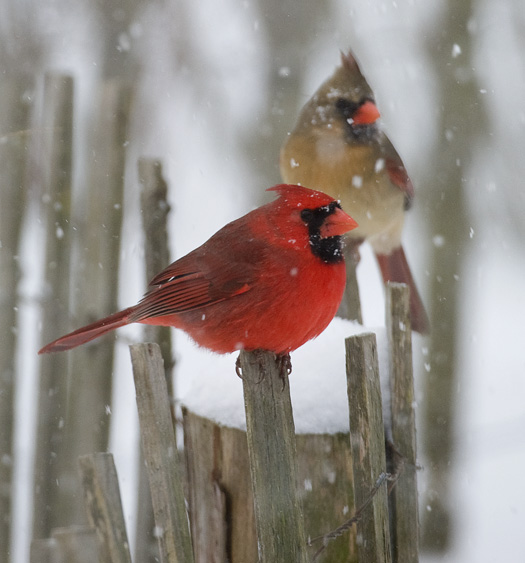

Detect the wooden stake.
[
  {"left": 346, "top": 333, "right": 391, "bottom": 563},
  {"left": 386, "top": 283, "right": 419, "bottom": 562},
  {"left": 136, "top": 157, "right": 173, "bottom": 563},
  {"left": 78, "top": 453, "right": 132, "bottom": 563},
  {"left": 130, "top": 343, "right": 194, "bottom": 563},
  {"left": 239, "top": 349, "right": 308, "bottom": 563}
]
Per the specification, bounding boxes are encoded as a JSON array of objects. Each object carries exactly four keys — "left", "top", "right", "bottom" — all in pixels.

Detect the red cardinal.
[
  {"left": 39, "top": 185, "right": 357, "bottom": 360},
  {"left": 280, "top": 51, "right": 429, "bottom": 334}
]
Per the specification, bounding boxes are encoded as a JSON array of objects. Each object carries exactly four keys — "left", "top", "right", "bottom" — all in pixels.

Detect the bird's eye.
[
  {"left": 301, "top": 209, "right": 314, "bottom": 223},
  {"left": 335, "top": 98, "right": 358, "bottom": 118},
  {"left": 320, "top": 201, "right": 340, "bottom": 216}
]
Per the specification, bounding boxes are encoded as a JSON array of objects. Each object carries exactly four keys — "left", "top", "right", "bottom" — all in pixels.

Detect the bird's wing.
[
  {"left": 131, "top": 223, "right": 264, "bottom": 320},
  {"left": 381, "top": 137, "right": 415, "bottom": 209}
]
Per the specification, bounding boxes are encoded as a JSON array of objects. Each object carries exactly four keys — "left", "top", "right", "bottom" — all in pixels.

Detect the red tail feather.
[
  {"left": 375, "top": 246, "right": 429, "bottom": 334},
  {"left": 38, "top": 307, "right": 134, "bottom": 354}
]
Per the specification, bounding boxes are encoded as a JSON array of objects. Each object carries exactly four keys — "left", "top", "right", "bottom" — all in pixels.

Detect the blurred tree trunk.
[
  {"left": 93, "top": 0, "right": 142, "bottom": 80},
  {"left": 56, "top": 81, "right": 132, "bottom": 530},
  {"left": 421, "top": 0, "right": 488, "bottom": 551},
  {"left": 0, "top": 76, "right": 32, "bottom": 558},
  {"left": 247, "top": 0, "right": 333, "bottom": 200},
  {"left": 44, "top": 0, "right": 141, "bottom": 532},
  {"left": 33, "top": 74, "right": 75, "bottom": 539},
  {"left": 0, "top": 1, "right": 48, "bottom": 551}
]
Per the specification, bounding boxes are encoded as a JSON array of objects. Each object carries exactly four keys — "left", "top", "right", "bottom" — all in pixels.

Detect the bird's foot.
[
  {"left": 276, "top": 352, "right": 292, "bottom": 390},
  {"left": 235, "top": 351, "right": 292, "bottom": 390}
]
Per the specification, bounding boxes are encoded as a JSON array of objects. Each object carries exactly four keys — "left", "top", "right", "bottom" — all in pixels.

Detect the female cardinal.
[
  {"left": 280, "top": 51, "right": 429, "bottom": 334},
  {"left": 39, "top": 184, "right": 357, "bottom": 361}
]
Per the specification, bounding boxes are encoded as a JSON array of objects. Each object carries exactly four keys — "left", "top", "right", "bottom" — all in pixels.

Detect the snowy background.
[{"left": 4, "top": 0, "right": 525, "bottom": 561}]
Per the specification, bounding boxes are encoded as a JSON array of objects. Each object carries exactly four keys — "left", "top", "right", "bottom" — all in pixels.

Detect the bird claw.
[
  {"left": 235, "top": 351, "right": 292, "bottom": 390},
  {"left": 276, "top": 353, "right": 292, "bottom": 390},
  {"left": 235, "top": 355, "right": 244, "bottom": 379},
  {"left": 235, "top": 353, "right": 265, "bottom": 383}
]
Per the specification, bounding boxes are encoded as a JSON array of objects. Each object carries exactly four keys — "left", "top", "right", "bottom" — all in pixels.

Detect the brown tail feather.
[
  {"left": 375, "top": 246, "right": 430, "bottom": 334},
  {"left": 39, "top": 307, "right": 135, "bottom": 354}
]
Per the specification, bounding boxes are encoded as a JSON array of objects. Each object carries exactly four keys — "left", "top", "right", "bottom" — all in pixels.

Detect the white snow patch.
[{"left": 178, "top": 317, "right": 391, "bottom": 434}]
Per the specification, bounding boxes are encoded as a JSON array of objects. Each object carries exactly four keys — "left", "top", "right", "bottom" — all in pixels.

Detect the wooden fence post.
[
  {"left": 239, "top": 349, "right": 309, "bottom": 563},
  {"left": 135, "top": 157, "right": 173, "bottom": 563},
  {"left": 78, "top": 453, "right": 132, "bottom": 563},
  {"left": 346, "top": 333, "right": 392, "bottom": 563},
  {"left": 183, "top": 409, "right": 249, "bottom": 563},
  {"left": 130, "top": 343, "right": 194, "bottom": 563},
  {"left": 386, "top": 283, "right": 419, "bottom": 562},
  {"left": 138, "top": 157, "right": 174, "bottom": 385}
]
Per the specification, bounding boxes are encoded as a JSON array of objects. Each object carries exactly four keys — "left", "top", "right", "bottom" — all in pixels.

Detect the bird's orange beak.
[
  {"left": 320, "top": 207, "right": 358, "bottom": 238},
  {"left": 353, "top": 100, "right": 380, "bottom": 125}
]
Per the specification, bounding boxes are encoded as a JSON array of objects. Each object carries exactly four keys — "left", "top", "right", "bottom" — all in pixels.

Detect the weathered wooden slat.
[
  {"left": 135, "top": 157, "right": 173, "bottom": 563},
  {"left": 183, "top": 409, "right": 256, "bottom": 563},
  {"left": 296, "top": 433, "right": 357, "bottom": 562},
  {"left": 130, "top": 343, "right": 194, "bottom": 563},
  {"left": 78, "top": 453, "right": 132, "bottom": 563},
  {"left": 183, "top": 410, "right": 232, "bottom": 563},
  {"left": 386, "top": 283, "right": 419, "bottom": 563},
  {"left": 239, "top": 349, "right": 308, "bottom": 563},
  {"left": 138, "top": 157, "right": 174, "bottom": 383},
  {"left": 346, "top": 333, "right": 392, "bottom": 563}
]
